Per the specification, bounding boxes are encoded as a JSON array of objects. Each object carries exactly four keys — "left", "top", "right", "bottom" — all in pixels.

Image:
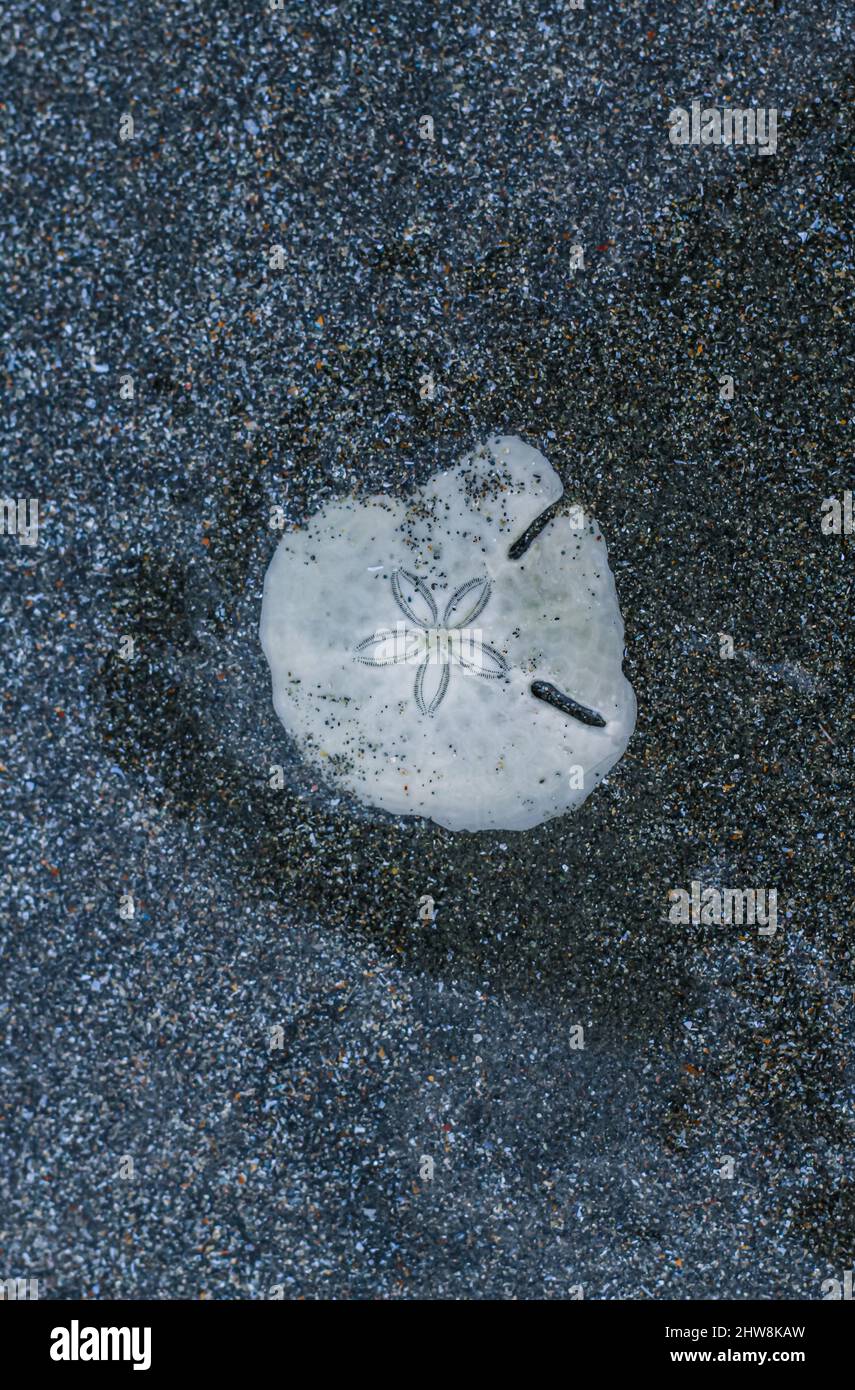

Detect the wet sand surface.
[{"left": 1, "top": 1, "right": 852, "bottom": 1298}]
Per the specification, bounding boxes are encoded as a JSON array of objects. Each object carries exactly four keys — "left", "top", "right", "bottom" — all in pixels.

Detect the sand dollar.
[{"left": 260, "top": 435, "right": 636, "bottom": 831}]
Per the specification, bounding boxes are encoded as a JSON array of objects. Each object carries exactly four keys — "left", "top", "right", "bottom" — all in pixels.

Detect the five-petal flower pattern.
[{"left": 354, "top": 569, "right": 510, "bottom": 715}]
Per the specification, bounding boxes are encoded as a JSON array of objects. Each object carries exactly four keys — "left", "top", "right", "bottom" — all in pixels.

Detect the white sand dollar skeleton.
[{"left": 260, "top": 435, "right": 636, "bottom": 831}]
